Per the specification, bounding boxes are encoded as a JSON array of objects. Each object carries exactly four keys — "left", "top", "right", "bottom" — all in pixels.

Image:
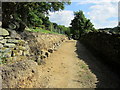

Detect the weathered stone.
[
  {"left": 21, "top": 47, "right": 26, "bottom": 50},
  {"left": 7, "top": 39, "right": 18, "bottom": 44},
  {"left": 37, "top": 59, "right": 46, "bottom": 65},
  {"left": 0, "top": 71, "right": 2, "bottom": 90},
  {"left": 18, "top": 40, "right": 25, "bottom": 45},
  {"left": 0, "top": 28, "right": 9, "bottom": 36},
  {"left": 54, "top": 47, "right": 58, "bottom": 51},
  {"left": 0, "top": 53, "right": 2, "bottom": 56},
  {"left": 19, "top": 50, "right": 23, "bottom": 56},
  {"left": 25, "top": 45, "right": 30, "bottom": 50},
  {"left": 25, "top": 27, "right": 31, "bottom": 31},
  {"left": 0, "top": 48, "right": 11, "bottom": 57},
  {"left": 41, "top": 50, "right": 47, "bottom": 55},
  {"left": 0, "top": 21, "right": 2, "bottom": 26},
  {"left": 0, "top": 39, "right": 7, "bottom": 44},
  {"left": 8, "top": 22, "right": 17, "bottom": 30},
  {"left": 7, "top": 29, "right": 21, "bottom": 39},
  {"left": 0, "top": 44, "right": 3, "bottom": 48},
  {"left": 40, "top": 55, "right": 46, "bottom": 59},
  {"left": 4, "top": 36, "right": 11, "bottom": 39},
  {"left": 0, "top": 36, "right": 3, "bottom": 40},
  {"left": 17, "top": 46, "right": 26, "bottom": 50},
  {"left": 45, "top": 51, "right": 50, "bottom": 57},
  {"left": 4, "top": 43, "right": 16, "bottom": 48},
  {"left": 23, "top": 51, "right": 30, "bottom": 56},
  {"left": 40, "top": 50, "right": 50, "bottom": 59},
  {"left": 4, "top": 52, "right": 11, "bottom": 58},
  {"left": 48, "top": 48, "right": 53, "bottom": 53}
]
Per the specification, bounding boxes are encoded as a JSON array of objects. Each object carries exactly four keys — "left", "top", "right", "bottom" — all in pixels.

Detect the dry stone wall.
[
  {"left": 19, "top": 31, "right": 67, "bottom": 65},
  {"left": 0, "top": 28, "right": 68, "bottom": 88},
  {"left": 0, "top": 28, "right": 30, "bottom": 64},
  {"left": 81, "top": 31, "right": 120, "bottom": 67},
  {"left": 0, "top": 28, "right": 67, "bottom": 64}
]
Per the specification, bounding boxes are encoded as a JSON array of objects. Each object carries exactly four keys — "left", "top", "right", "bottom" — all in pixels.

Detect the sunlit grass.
[{"left": 27, "top": 27, "right": 61, "bottom": 34}]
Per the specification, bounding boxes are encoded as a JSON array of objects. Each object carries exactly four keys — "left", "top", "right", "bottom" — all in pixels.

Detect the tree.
[
  {"left": 2, "top": 2, "right": 71, "bottom": 31},
  {"left": 28, "top": 11, "right": 43, "bottom": 27},
  {"left": 70, "top": 10, "right": 95, "bottom": 39}
]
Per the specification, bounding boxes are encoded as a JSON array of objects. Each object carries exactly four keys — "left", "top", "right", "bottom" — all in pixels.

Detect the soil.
[{"left": 36, "top": 40, "right": 120, "bottom": 88}]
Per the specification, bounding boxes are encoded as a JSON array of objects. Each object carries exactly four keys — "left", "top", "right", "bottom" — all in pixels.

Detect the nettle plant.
[{"left": 0, "top": 48, "right": 10, "bottom": 64}]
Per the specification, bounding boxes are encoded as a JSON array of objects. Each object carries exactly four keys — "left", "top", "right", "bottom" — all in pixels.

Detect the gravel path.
[{"left": 36, "top": 40, "right": 120, "bottom": 88}]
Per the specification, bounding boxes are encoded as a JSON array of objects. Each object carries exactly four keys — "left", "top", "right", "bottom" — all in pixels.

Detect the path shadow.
[{"left": 75, "top": 41, "right": 120, "bottom": 88}]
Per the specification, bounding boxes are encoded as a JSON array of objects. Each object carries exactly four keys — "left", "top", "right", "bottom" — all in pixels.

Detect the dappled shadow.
[{"left": 75, "top": 41, "right": 120, "bottom": 88}]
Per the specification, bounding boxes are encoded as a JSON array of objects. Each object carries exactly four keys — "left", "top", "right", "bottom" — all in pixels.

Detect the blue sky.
[
  {"left": 49, "top": 0, "right": 119, "bottom": 29},
  {"left": 118, "top": 1, "right": 120, "bottom": 22}
]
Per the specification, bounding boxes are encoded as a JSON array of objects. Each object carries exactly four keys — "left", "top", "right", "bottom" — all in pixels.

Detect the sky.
[
  {"left": 118, "top": 1, "right": 120, "bottom": 22},
  {"left": 48, "top": 0, "right": 119, "bottom": 29}
]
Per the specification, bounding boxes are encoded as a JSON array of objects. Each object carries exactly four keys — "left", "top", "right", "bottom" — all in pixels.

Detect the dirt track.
[{"left": 37, "top": 40, "right": 120, "bottom": 88}]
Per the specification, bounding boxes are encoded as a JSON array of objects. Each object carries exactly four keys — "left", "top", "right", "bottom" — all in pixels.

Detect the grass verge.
[{"left": 26, "top": 27, "right": 61, "bottom": 34}]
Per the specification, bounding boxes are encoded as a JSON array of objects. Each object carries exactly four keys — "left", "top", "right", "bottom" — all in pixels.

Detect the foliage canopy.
[{"left": 70, "top": 10, "right": 96, "bottom": 39}]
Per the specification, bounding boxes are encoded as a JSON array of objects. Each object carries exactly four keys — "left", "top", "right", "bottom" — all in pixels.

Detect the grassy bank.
[{"left": 26, "top": 27, "right": 61, "bottom": 34}]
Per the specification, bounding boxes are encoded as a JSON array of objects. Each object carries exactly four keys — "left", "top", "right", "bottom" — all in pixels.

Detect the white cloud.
[
  {"left": 49, "top": 0, "right": 119, "bottom": 28},
  {"left": 119, "top": 2, "right": 120, "bottom": 22},
  {"left": 77, "top": 0, "right": 119, "bottom": 4},
  {"left": 77, "top": 0, "right": 119, "bottom": 28},
  {"left": 89, "top": 3, "right": 118, "bottom": 28},
  {"left": 48, "top": 11, "right": 74, "bottom": 27}
]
